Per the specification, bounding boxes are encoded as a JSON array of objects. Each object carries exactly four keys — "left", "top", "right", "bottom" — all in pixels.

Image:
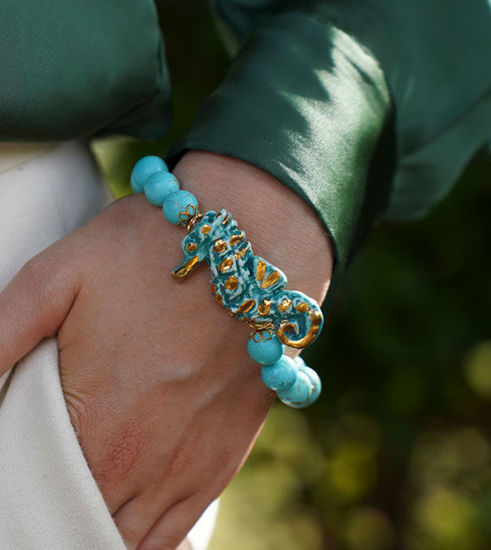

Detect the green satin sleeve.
[
  {"left": 203, "top": 0, "right": 490, "bottom": 223},
  {"left": 0, "top": 0, "right": 170, "bottom": 141},
  {"left": 168, "top": 0, "right": 490, "bottom": 298},
  {"left": 168, "top": 11, "right": 393, "bottom": 299},
  {"left": 311, "top": 0, "right": 491, "bottom": 221}
]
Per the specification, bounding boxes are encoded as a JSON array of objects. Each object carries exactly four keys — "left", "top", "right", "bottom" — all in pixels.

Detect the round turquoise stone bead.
[
  {"left": 292, "top": 356, "right": 322, "bottom": 406},
  {"left": 293, "top": 356, "right": 306, "bottom": 368},
  {"left": 144, "top": 171, "right": 179, "bottom": 206},
  {"left": 297, "top": 364, "right": 322, "bottom": 406},
  {"left": 261, "top": 355, "right": 297, "bottom": 391},
  {"left": 276, "top": 371, "right": 313, "bottom": 408},
  {"left": 130, "top": 156, "right": 167, "bottom": 193},
  {"left": 247, "top": 335, "right": 284, "bottom": 365},
  {"left": 162, "top": 190, "right": 198, "bottom": 225}
]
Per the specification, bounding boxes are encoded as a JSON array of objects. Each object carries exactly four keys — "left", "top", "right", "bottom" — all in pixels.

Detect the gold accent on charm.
[
  {"left": 247, "top": 320, "right": 275, "bottom": 342},
  {"left": 225, "top": 307, "right": 236, "bottom": 317},
  {"left": 261, "top": 271, "right": 280, "bottom": 289},
  {"left": 213, "top": 239, "right": 227, "bottom": 253},
  {"left": 180, "top": 204, "right": 203, "bottom": 230},
  {"left": 201, "top": 224, "right": 211, "bottom": 234},
  {"left": 258, "top": 299, "right": 272, "bottom": 316},
  {"left": 218, "top": 257, "right": 234, "bottom": 273},
  {"left": 210, "top": 283, "right": 216, "bottom": 294},
  {"left": 229, "top": 232, "right": 244, "bottom": 247},
  {"left": 225, "top": 276, "right": 239, "bottom": 290},
  {"left": 234, "top": 244, "right": 250, "bottom": 261},
  {"left": 256, "top": 260, "right": 267, "bottom": 281},
  {"left": 278, "top": 298, "right": 292, "bottom": 312},
  {"left": 295, "top": 301, "right": 309, "bottom": 313},
  {"left": 221, "top": 213, "right": 230, "bottom": 225},
  {"left": 237, "top": 299, "right": 256, "bottom": 314},
  {"left": 186, "top": 242, "right": 198, "bottom": 253},
  {"left": 185, "top": 209, "right": 204, "bottom": 233},
  {"left": 252, "top": 329, "right": 273, "bottom": 342},
  {"left": 214, "top": 293, "right": 224, "bottom": 305},
  {"left": 172, "top": 256, "right": 200, "bottom": 280},
  {"left": 276, "top": 310, "right": 322, "bottom": 349}
]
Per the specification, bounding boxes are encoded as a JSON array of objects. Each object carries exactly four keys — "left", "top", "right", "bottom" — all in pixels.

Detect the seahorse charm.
[{"left": 172, "top": 209, "right": 324, "bottom": 349}]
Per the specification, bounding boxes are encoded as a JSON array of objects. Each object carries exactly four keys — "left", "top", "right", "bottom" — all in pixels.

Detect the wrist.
[
  {"left": 127, "top": 151, "right": 329, "bottom": 407},
  {"left": 173, "top": 150, "right": 333, "bottom": 305}
]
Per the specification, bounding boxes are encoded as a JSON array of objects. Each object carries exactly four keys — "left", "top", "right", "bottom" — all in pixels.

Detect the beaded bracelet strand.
[{"left": 130, "top": 156, "right": 324, "bottom": 408}]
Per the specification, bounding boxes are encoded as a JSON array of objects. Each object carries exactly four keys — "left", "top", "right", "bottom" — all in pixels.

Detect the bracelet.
[{"left": 130, "top": 156, "right": 324, "bottom": 408}]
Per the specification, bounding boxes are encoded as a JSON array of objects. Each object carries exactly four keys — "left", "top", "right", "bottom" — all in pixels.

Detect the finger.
[
  {"left": 0, "top": 244, "right": 79, "bottom": 376},
  {"left": 113, "top": 491, "right": 168, "bottom": 549},
  {"left": 113, "top": 481, "right": 189, "bottom": 549},
  {"left": 177, "top": 539, "right": 193, "bottom": 550},
  {"left": 137, "top": 494, "right": 209, "bottom": 550}
]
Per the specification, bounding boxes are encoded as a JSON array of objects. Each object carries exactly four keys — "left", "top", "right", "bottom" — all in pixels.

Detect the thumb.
[{"left": 0, "top": 245, "right": 80, "bottom": 376}]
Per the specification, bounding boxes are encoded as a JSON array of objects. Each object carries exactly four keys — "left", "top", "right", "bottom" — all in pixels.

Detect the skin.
[{"left": 0, "top": 151, "right": 333, "bottom": 549}]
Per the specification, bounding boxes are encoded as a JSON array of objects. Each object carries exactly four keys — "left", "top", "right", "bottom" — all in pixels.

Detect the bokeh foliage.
[{"left": 93, "top": 3, "right": 491, "bottom": 548}]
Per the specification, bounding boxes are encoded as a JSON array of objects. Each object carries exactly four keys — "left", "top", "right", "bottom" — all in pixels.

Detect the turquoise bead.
[
  {"left": 293, "top": 356, "right": 306, "bottom": 368},
  {"left": 130, "top": 156, "right": 167, "bottom": 193},
  {"left": 298, "top": 365, "right": 322, "bottom": 406},
  {"left": 276, "top": 371, "right": 314, "bottom": 408},
  {"left": 247, "top": 335, "right": 284, "bottom": 365},
  {"left": 144, "top": 171, "right": 179, "bottom": 206},
  {"left": 261, "top": 355, "right": 297, "bottom": 391},
  {"left": 162, "top": 190, "right": 198, "bottom": 225},
  {"left": 292, "top": 356, "right": 322, "bottom": 406}
]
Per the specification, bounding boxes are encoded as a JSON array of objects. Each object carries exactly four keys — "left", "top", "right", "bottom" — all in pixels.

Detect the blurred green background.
[{"left": 92, "top": 3, "right": 491, "bottom": 548}]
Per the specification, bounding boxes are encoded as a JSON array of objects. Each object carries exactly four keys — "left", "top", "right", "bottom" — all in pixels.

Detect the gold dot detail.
[
  {"left": 218, "top": 257, "right": 234, "bottom": 273},
  {"left": 213, "top": 239, "right": 227, "bottom": 253},
  {"left": 225, "top": 276, "right": 239, "bottom": 290}
]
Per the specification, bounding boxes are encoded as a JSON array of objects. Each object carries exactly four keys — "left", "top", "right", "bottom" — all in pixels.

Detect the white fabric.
[{"left": 0, "top": 141, "right": 217, "bottom": 550}]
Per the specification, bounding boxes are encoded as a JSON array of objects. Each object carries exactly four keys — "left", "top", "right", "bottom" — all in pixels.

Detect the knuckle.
[
  {"left": 19, "top": 255, "right": 49, "bottom": 291},
  {"left": 19, "top": 252, "right": 63, "bottom": 307}
]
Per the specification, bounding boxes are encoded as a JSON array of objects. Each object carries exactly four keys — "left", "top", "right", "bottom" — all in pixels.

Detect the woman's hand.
[{"left": 0, "top": 151, "right": 333, "bottom": 549}]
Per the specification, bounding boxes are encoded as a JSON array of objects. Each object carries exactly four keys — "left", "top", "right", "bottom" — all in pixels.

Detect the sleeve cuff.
[{"left": 167, "top": 11, "right": 392, "bottom": 300}]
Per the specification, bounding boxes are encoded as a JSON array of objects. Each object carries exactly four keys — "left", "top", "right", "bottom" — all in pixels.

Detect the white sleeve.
[
  {"left": 0, "top": 340, "right": 128, "bottom": 550},
  {"left": 0, "top": 142, "right": 217, "bottom": 550}
]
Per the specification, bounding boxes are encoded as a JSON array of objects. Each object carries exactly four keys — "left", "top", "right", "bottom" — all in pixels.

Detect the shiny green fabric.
[
  {"left": 167, "top": 12, "right": 392, "bottom": 298},
  {"left": 170, "top": 0, "right": 490, "bottom": 294},
  {"left": 0, "top": 0, "right": 171, "bottom": 140},
  {"left": 1, "top": 0, "right": 490, "bottom": 297},
  {"left": 309, "top": 0, "right": 491, "bottom": 220}
]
